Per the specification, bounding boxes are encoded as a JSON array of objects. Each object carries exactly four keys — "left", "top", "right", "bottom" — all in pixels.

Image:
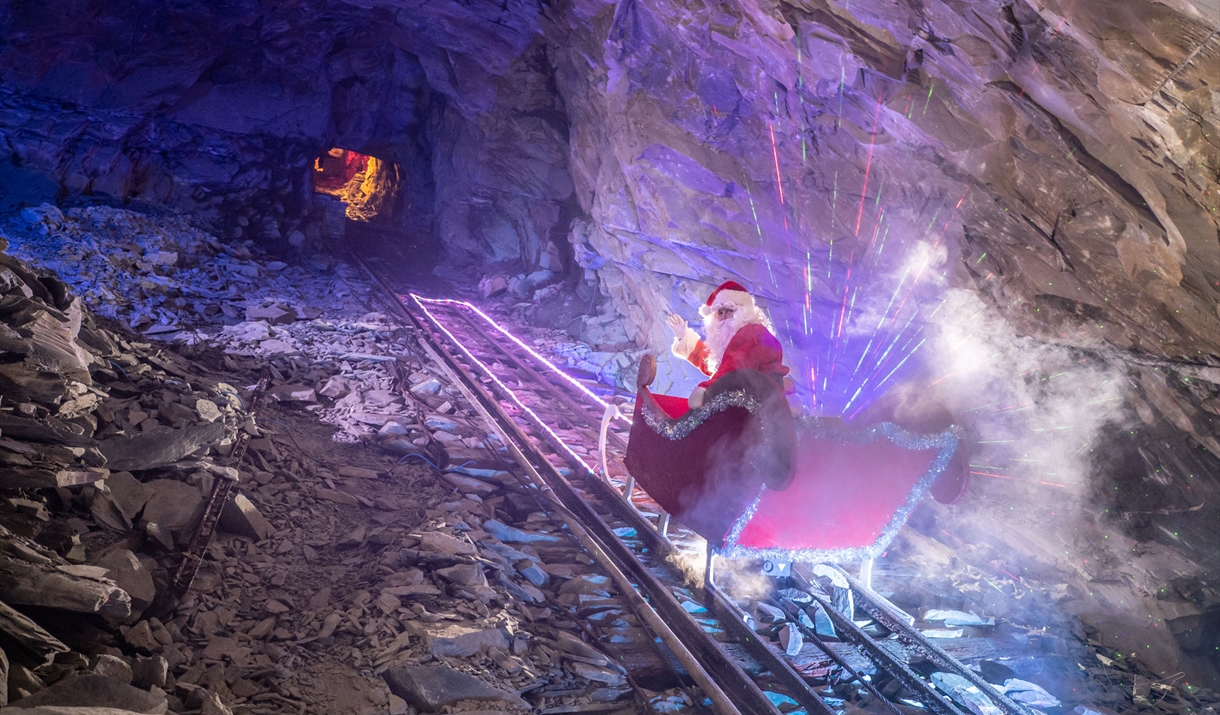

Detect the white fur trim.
[
  {"left": 699, "top": 288, "right": 753, "bottom": 317},
  {"left": 671, "top": 327, "right": 700, "bottom": 360}
]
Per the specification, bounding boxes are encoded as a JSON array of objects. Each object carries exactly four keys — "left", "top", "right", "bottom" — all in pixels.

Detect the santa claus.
[
  {"left": 666, "top": 281, "right": 790, "bottom": 408},
  {"left": 626, "top": 280, "right": 796, "bottom": 543}
]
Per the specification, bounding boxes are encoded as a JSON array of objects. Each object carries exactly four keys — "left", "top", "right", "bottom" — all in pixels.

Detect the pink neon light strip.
[
  {"left": 412, "top": 295, "right": 600, "bottom": 476},
  {"left": 411, "top": 295, "right": 632, "bottom": 426}
]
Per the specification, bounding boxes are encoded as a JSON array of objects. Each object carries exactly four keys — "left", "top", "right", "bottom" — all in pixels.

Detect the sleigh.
[{"left": 624, "top": 368, "right": 966, "bottom": 563}]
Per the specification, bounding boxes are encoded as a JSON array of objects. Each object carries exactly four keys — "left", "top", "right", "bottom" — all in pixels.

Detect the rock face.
[{"left": 2, "top": 0, "right": 1214, "bottom": 338}]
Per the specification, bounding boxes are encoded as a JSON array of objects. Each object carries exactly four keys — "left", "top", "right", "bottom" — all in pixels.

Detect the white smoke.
[{"left": 925, "top": 288, "right": 1126, "bottom": 490}]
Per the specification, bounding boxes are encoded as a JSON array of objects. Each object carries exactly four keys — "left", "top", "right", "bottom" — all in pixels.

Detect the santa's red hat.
[{"left": 699, "top": 280, "right": 754, "bottom": 317}]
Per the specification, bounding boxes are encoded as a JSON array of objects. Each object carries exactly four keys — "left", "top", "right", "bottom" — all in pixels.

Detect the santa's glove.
[
  {"left": 666, "top": 313, "right": 687, "bottom": 338},
  {"left": 688, "top": 386, "right": 707, "bottom": 410}
]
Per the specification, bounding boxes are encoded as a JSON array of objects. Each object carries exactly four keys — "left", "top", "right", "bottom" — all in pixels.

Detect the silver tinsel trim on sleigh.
[{"left": 640, "top": 389, "right": 762, "bottom": 439}]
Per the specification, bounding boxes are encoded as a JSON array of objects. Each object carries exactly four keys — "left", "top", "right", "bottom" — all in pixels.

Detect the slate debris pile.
[
  {"left": 6, "top": 203, "right": 643, "bottom": 434},
  {"left": 869, "top": 522, "right": 1220, "bottom": 715},
  {"left": 3, "top": 204, "right": 358, "bottom": 339},
  {"left": 372, "top": 463, "right": 707, "bottom": 715},
  {"left": 130, "top": 388, "right": 672, "bottom": 715},
  {"left": 0, "top": 240, "right": 272, "bottom": 712},
  {"left": 2, "top": 204, "right": 439, "bottom": 447}
]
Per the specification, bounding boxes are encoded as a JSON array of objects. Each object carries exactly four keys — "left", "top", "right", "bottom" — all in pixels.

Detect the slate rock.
[
  {"left": 100, "top": 422, "right": 225, "bottom": 471},
  {"left": 131, "top": 656, "right": 168, "bottom": 689},
  {"left": 267, "top": 384, "right": 316, "bottom": 402},
  {"left": 88, "top": 654, "right": 133, "bottom": 684},
  {"left": 435, "top": 564, "right": 486, "bottom": 588},
  {"left": 382, "top": 664, "right": 526, "bottom": 712},
  {"left": 318, "top": 376, "right": 351, "bottom": 399},
  {"left": 105, "top": 472, "right": 150, "bottom": 522},
  {"left": 417, "top": 532, "right": 475, "bottom": 556},
  {"left": 779, "top": 624, "right": 802, "bottom": 657},
  {"left": 517, "top": 563, "right": 548, "bottom": 587},
  {"left": 143, "top": 523, "right": 173, "bottom": 551},
  {"left": 0, "top": 413, "right": 95, "bottom": 447},
  {"left": 245, "top": 304, "right": 294, "bottom": 325},
  {"left": 218, "top": 493, "right": 273, "bottom": 541},
  {"left": 89, "top": 489, "right": 132, "bottom": 532},
  {"left": 426, "top": 625, "right": 508, "bottom": 658},
  {"left": 140, "top": 480, "right": 203, "bottom": 533},
  {"left": 0, "top": 467, "right": 107, "bottom": 491},
  {"left": 95, "top": 549, "right": 156, "bottom": 614},
  {"left": 482, "top": 519, "right": 561, "bottom": 544},
  {"left": 3, "top": 674, "right": 167, "bottom": 713},
  {"left": 195, "top": 399, "right": 221, "bottom": 423},
  {"left": 338, "top": 465, "right": 379, "bottom": 480},
  {"left": 409, "top": 378, "right": 441, "bottom": 395},
  {"left": 440, "top": 473, "right": 498, "bottom": 496},
  {"left": 381, "top": 584, "right": 441, "bottom": 600},
  {"left": 566, "top": 660, "right": 626, "bottom": 686},
  {"left": 559, "top": 574, "right": 612, "bottom": 596},
  {"left": 314, "top": 488, "right": 359, "bottom": 507},
  {"left": 120, "top": 621, "right": 159, "bottom": 653}
]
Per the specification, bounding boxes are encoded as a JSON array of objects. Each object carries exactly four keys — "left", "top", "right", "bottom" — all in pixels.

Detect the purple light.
[
  {"left": 411, "top": 295, "right": 600, "bottom": 476},
  {"left": 411, "top": 294, "right": 632, "bottom": 427}
]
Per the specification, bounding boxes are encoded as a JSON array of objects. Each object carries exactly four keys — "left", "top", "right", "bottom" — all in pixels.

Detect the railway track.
[{"left": 355, "top": 256, "right": 1035, "bottom": 715}]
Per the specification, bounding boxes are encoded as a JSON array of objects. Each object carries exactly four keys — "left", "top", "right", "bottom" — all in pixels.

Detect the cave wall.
[
  {"left": 0, "top": 0, "right": 576, "bottom": 269},
  {"left": 7, "top": 0, "right": 1214, "bottom": 351},
  {"left": 1, "top": 0, "right": 1215, "bottom": 427},
  {"left": 0, "top": 0, "right": 441, "bottom": 244},
  {"left": 545, "top": 0, "right": 1219, "bottom": 355}
]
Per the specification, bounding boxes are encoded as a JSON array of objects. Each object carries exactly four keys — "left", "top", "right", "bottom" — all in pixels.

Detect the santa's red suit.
[
  {"left": 626, "top": 282, "right": 797, "bottom": 543},
  {"left": 670, "top": 281, "right": 789, "bottom": 403},
  {"left": 674, "top": 323, "right": 788, "bottom": 390}
]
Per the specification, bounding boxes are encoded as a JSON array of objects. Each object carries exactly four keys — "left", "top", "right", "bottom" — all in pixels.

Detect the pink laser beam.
[
  {"left": 854, "top": 94, "right": 884, "bottom": 236},
  {"left": 769, "top": 123, "right": 785, "bottom": 206}
]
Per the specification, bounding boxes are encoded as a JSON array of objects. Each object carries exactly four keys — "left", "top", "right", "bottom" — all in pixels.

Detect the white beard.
[{"left": 703, "top": 307, "right": 770, "bottom": 374}]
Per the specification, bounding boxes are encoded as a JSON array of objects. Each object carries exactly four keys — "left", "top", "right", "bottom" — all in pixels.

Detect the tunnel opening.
[{"left": 311, "top": 147, "right": 400, "bottom": 223}]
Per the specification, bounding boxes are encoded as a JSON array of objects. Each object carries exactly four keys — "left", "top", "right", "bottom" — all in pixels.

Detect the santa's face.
[{"left": 704, "top": 303, "right": 759, "bottom": 372}]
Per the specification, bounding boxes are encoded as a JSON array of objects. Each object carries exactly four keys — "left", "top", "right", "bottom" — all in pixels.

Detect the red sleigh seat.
[{"left": 624, "top": 369, "right": 962, "bottom": 562}]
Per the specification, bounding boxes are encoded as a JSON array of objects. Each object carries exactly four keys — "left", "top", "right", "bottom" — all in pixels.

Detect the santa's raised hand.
[{"left": 666, "top": 313, "right": 688, "bottom": 339}]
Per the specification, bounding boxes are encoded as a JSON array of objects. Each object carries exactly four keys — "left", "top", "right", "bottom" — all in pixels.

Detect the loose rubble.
[{"left": 0, "top": 207, "right": 658, "bottom": 714}]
